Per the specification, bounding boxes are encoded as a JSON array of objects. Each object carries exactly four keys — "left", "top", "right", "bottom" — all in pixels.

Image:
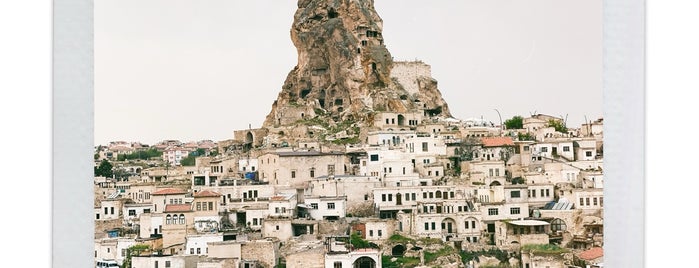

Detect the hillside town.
[
  {"left": 94, "top": 1, "right": 604, "bottom": 267},
  {"left": 94, "top": 114, "right": 604, "bottom": 268}
]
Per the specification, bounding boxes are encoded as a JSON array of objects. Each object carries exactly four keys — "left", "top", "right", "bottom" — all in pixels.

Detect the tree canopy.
[
  {"left": 94, "top": 159, "right": 113, "bottom": 178},
  {"left": 504, "top": 116, "right": 523, "bottom": 129},
  {"left": 547, "top": 119, "right": 568, "bottom": 133}
]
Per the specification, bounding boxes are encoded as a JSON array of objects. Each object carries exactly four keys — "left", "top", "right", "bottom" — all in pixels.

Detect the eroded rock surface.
[{"left": 261, "top": 0, "right": 452, "bottom": 144}]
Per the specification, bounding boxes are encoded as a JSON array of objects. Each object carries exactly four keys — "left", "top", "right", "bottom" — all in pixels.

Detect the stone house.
[
  {"left": 258, "top": 150, "right": 346, "bottom": 187},
  {"left": 494, "top": 219, "right": 551, "bottom": 247},
  {"left": 302, "top": 196, "right": 347, "bottom": 221},
  {"left": 151, "top": 188, "right": 188, "bottom": 214},
  {"left": 184, "top": 233, "right": 223, "bottom": 256},
  {"left": 192, "top": 190, "right": 222, "bottom": 233}
]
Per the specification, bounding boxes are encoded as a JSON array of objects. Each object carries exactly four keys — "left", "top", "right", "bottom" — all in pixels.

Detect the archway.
[
  {"left": 489, "top": 181, "right": 502, "bottom": 186},
  {"left": 441, "top": 218, "right": 456, "bottom": 234},
  {"left": 353, "top": 256, "right": 376, "bottom": 268},
  {"left": 245, "top": 132, "right": 253, "bottom": 144},
  {"left": 392, "top": 245, "right": 406, "bottom": 257},
  {"left": 397, "top": 114, "right": 405, "bottom": 126}
]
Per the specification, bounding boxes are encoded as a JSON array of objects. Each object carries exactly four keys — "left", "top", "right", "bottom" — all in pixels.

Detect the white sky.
[{"left": 95, "top": 0, "right": 602, "bottom": 146}]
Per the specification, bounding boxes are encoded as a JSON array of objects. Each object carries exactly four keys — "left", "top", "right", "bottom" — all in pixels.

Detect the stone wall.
[
  {"left": 241, "top": 239, "right": 280, "bottom": 268},
  {"left": 95, "top": 218, "right": 122, "bottom": 239},
  {"left": 390, "top": 61, "right": 432, "bottom": 95}
]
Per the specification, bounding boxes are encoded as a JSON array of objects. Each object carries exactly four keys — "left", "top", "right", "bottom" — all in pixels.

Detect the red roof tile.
[
  {"left": 577, "top": 247, "right": 603, "bottom": 260},
  {"left": 153, "top": 188, "right": 187, "bottom": 195},
  {"left": 481, "top": 137, "right": 515, "bottom": 147},
  {"left": 193, "top": 190, "right": 221, "bottom": 198},
  {"left": 164, "top": 204, "right": 192, "bottom": 213}
]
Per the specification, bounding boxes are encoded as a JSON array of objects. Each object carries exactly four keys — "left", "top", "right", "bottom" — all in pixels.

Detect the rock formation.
[{"left": 261, "top": 0, "right": 452, "bottom": 145}]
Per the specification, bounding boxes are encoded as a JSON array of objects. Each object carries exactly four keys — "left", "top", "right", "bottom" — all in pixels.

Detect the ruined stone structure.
[{"left": 260, "top": 0, "right": 452, "bottom": 145}]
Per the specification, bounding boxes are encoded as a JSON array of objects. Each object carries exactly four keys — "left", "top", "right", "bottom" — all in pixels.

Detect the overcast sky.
[{"left": 95, "top": 0, "right": 602, "bottom": 146}]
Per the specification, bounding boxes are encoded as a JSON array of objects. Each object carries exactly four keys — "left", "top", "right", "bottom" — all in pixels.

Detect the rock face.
[{"left": 262, "top": 0, "right": 452, "bottom": 143}]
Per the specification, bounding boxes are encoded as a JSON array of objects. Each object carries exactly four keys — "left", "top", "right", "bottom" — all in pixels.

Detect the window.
[
  {"left": 190, "top": 248, "right": 194, "bottom": 254},
  {"left": 310, "top": 169, "right": 315, "bottom": 178},
  {"left": 388, "top": 194, "right": 392, "bottom": 201},
  {"left": 405, "top": 193, "right": 410, "bottom": 201},
  {"left": 197, "top": 248, "right": 201, "bottom": 254},
  {"left": 541, "top": 189, "right": 545, "bottom": 197},
  {"left": 328, "top": 165, "right": 335, "bottom": 175},
  {"left": 412, "top": 193, "right": 416, "bottom": 200},
  {"left": 334, "top": 262, "right": 343, "bottom": 268},
  {"left": 489, "top": 169, "right": 493, "bottom": 177},
  {"left": 166, "top": 214, "right": 172, "bottom": 225},
  {"left": 253, "top": 218, "right": 258, "bottom": 225},
  {"left": 129, "top": 210, "right": 136, "bottom": 216},
  {"left": 179, "top": 214, "right": 185, "bottom": 224},
  {"left": 378, "top": 230, "right": 383, "bottom": 236},
  {"left": 144, "top": 208, "right": 150, "bottom": 213},
  {"left": 563, "top": 146, "right": 570, "bottom": 152},
  {"left": 276, "top": 225, "right": 279, "bottom": 230},
  {"left": 311, "top": 203, "right": 318, "bottom": 209},
  {"left": 422, "top": 142, "right": 428, "bottom": 152},
  {"left": 429, "top": 192, "right": 434, "bottom": 198},
  {"left": 586, "top": 151, "right": 593, "bottom": 157},
  {"left": 580, "top": 198, "right": 585, "bottom": 206},
  {"left": 510, "top": 207, "right": 520, "bottom": 215},
  {"left": 495, "top": 169, "right": 499, "bottom": 176},
  {"left": 155, "top": 261, "right": 158, "bottom": 268},
  {"left": 541, "top": 147, "right": 548, "bottom": 152},
  {"left": 546, "top": 189, "right": 550, "bottom": 197},
  {"left": 328, "top": 203, "right": 336, "bottom": 209},
  {"left": 369, "top": 230, "right": 374, "bottom": 237},
  {"left": 423, "top": 192, "right": 427, "bottom": 199},
  {"left": 209, "top": 202, "right": 213, "bottom": 211},
  {"left": 593, "top": 197, "right": 598, "bottom": 206},
  {"left": 523, "top": 146, "right": 529, "bottom": 151},
  {"left": 196, "top": 202, "right": 201, "bottom": 211},
  {"left": 165, "top": 261, "right": 171, "bottom": 268},
  {"left": 435, "top": 191, "right": 442, "bottom": 198},
  {"left": 488, "top": 208, "right": 499, "bottom": 215},
  {"left": 425, "top": 223, "right": 429, "bottom": 230},
  {"left": 472, "top": 221, "right": 476, "bottom": 229},
  {"left": 122, "top": 248, "right": 127, "bottom": 257},
  {"left": 586, "top": 198, "right": 590, "bottom": 206},
  {"left": 431, "top": 222, "right": 436, "bottom": 230},
  {"left": 510, "top": 191, "right": 521, "bottom": 198},
  {"left": 291, "top": 171, "right": 296, "bottom": 178},
  {"left": 275, "top": 207, "right": 280, "bottom": 213},
  {"left": 370, "top": 154, "right": 379, "bottom": 161},
  {"left": 551, "top": 218, "right": 567, "bottom": 232}
]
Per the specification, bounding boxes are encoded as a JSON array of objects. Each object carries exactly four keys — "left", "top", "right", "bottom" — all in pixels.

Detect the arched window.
[
  {"left": 179, "top": 214, "right": 185, "bottom": 224},
  {"left": 435, "top": 191, "right": 442, "bottom": 198},
  {"left": 166, "top": 214, "right": 172, "bottom": 225},
  {"left": 551, "top": 218, "right": 567, "bottom": 232}
]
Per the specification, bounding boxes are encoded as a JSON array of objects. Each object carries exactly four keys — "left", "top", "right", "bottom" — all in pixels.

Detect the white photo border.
[
  {"left": 603, "top": 0, "right": 645, "bottom": 267},
  {"left": 53, "top": 0, "right": 94, "bottom": 267},
  {"left": 52, "top": 0, "right": 645, "bottom": 267}
]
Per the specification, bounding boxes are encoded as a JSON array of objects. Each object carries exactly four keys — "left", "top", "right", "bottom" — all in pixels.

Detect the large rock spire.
[{"left": 261, "top": 0, "right": 452, "bottom": 143}]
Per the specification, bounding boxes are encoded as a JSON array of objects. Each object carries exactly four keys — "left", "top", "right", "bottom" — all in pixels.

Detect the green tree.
[
  {"left": 180, "top": 155, "right": 196, "bottom": 166},
  {"left": 504, "top": 116, "right": 523, "bottom": 129},
  {"left": 95, "top": 159, "right": 113, "bottom": 178},
  {"left": 122, "top": 244, "right": 151, "bottom": 268},
  {"left": 517, "top": 132, "right": 535, "bottom": 141},
  {"left": 547, "top": 119, "right": 568, "bottom": 133}
]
